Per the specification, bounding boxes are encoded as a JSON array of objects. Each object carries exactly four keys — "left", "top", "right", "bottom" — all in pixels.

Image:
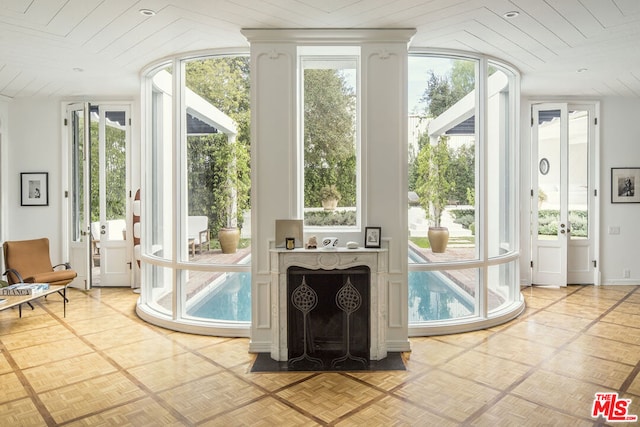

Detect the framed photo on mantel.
[{"left": 364, "top": 226, "right": 381, "bottom": 248}]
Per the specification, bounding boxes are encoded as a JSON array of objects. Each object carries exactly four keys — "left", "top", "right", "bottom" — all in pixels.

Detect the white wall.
[
  {"left": 7, "top": 98, "right": 65, "bottom": 261},
  {"left": 599, "top": 97, "right": 640, "bottom": 284},
  {"left": 0, "top": 98, "right": 9, "bottom": 251},
  {"left": 5, "top": 96, "right": 140, "bottom": 273}
]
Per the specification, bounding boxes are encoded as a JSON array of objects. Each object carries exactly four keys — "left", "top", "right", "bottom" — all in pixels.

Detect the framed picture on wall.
[
  {"left": 611, "top": 168, "right": 640, "bottom": 203},
  {"left": 21, "top": 172, "right": 49, "bottom": 206},
  {"left": 364, "top": 226, "right": 381, "bottom": 248}
]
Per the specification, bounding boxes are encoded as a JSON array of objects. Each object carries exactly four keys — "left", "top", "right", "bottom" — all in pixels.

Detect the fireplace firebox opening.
[{"left": 287, "top": 266, "right": 370, "bottom": 369}]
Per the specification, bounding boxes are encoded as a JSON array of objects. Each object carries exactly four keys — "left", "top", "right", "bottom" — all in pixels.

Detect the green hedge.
[
  {"left": 304, "top": 210, "right": 356, "bottom": 226},
  {"left": 449, "top": 208, "right": 475, "bottom": 230},
  {"left": 305, "top": 208, "right": 588, "bottom": 236},
  {"left": 448, "top": 208, "right": 587, "bottom": 237},
  {"left": 538, "top": 209, "right": 587, "bottom": 237}
]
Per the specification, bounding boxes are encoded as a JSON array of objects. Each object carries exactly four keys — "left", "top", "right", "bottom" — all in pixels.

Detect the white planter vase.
[{"left": 321, "top": 198, "right": 338, "bottom": 211}]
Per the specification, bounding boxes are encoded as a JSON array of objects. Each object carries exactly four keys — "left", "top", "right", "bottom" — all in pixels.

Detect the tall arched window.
[
  {"left": 136, "top": 47, "right": 523, "bottom": 338},
  {"left": 137, "top": 53, "right": 252, "bottom": 336},
  {"left": 408, "top": 53, "right": 522, "bottom": 334}
]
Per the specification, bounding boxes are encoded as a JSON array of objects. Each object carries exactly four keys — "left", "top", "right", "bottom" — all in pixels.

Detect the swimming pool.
[
  {"left": 408, "top": 249, "right": 474, "bottom": 322},
  {"left": 408, "top": 270, "right": 474, "bottom": 322},
  {"left": 187, "top": 271, "right": 252, "bottom": 321},
  {"left": 187, "top": 248, "right": 474, "bottom": 323}
]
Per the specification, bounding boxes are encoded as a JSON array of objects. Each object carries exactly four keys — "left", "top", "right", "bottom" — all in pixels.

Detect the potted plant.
[
  {"left": 211, "top": 138, "right": 250, "bottom": 254},
  {"left": 218, "top": 202, "right": 241, "bottom": 254},
  {"left": 416, "top": 136, "right": 454, "bottom": 253},
  {"left": 320, "top": 184, "right": 341, "bottom": 211}
]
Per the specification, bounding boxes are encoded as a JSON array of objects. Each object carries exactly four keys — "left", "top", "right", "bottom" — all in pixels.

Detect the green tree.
[
  {"left": 303, "top": 68, "right": 356, "bottom": 208},
  {"left": 421, "top": 71, "right": 453, "bottom": 117},
  {"left": 408, "top": 121, "right": 429, "bottom": 193},
  {"left": 415, "top": 136, "right": 454, "bottom": 227},
  {"left": 184, "top": 57, "right": 251, "bottom": 234},
  {"left": 450, "top": 61, "right": 476, "bottom": 101},
  {"left": 448, "top": 144, "right": 475, "bottom": 204},
  {"left": 408, "top": 149, "right": 419, "bottom": 193},
  {"left": 187, "top": 133, "right": 249, "bottom": 232},
  {"left": 90, "top": 118, "right": 126, "bottom": 223},
  {"left": 414, "top": 59, "right": 476, "bottom": 212},
  {"left": 186, "top": 57, "right": 250, "bottom": 145},
  {"left": 421, "top": 59, "right": 476, "bottom": 117}
]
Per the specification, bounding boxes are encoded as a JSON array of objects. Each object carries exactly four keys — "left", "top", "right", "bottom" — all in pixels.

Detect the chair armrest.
[
  {"left": 3, "top": 268, "right": 25, "bottom": 283},
  {"left": 199, "top": 229, "right": 209, "bottom": 243},
  {"left": 53, "top": 263, "right": 72, "bottom": 270}
]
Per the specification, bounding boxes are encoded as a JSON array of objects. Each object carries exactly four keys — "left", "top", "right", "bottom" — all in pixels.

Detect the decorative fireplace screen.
[{"left": 287, "top": 266, "right": 370, "bottom": 369}]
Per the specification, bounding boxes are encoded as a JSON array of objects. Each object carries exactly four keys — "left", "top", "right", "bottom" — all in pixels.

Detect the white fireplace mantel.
[{"left": 270, "top": 248, "right": 388, "bottom": 361}]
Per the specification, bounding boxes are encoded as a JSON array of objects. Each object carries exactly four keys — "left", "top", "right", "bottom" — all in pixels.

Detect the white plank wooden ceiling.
[{"left": 0, "top": 0, "right": 638, "bottom": 98}]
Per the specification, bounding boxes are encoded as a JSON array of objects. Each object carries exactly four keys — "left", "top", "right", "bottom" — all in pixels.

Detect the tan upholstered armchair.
[{"left": 3, "top": 238, "right": 77, "bottom": 290}]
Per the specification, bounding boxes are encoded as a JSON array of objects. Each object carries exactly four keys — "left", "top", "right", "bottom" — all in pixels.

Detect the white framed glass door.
[
  {"left": 532, "top": 103, "right": 596, "bottom": 286},
  {"left": 67, "top": 102, "right": 91, "bottom": 290},
  {"left": 67, "top": 103, "right": 131, "bottom": 288},
  {"left": 94, "top": 107, "right": 130, "bottom": 286}
]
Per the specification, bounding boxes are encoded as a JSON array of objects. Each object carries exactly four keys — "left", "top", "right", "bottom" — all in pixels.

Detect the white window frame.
[{"left": 297, "top": 46, "right": 362, "bottom": 232}]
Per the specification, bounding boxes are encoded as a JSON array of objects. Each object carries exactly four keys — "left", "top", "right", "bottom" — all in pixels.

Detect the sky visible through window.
[{"left": 408, "top": 56, "right": 456, "bottom": 113}]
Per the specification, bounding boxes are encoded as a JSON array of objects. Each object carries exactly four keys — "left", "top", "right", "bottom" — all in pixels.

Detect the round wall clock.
[{"left": 539, "top": 158, "right": 550, "bottom": 175}]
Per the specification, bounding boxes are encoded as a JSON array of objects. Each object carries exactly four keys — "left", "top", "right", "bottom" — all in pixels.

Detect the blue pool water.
[
  {"left": 408, "top": 249, "right": 474, "bottom": 321},
  {"left": 188, "top": 272, "right": 251, "bottom": 321},
  {"left": 187, "top": 250, "right": 474, "bottom": 322},
  {"left": 408, "top": 270, "right": 473, "bottom": 321}
]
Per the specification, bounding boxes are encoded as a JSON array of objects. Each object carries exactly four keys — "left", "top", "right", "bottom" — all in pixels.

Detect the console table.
[{"left": 0, "top": 285, "right": 68, "bottom": 317}]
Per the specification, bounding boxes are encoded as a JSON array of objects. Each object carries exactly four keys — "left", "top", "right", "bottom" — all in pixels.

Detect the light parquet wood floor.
[{"left": 1, "top": 285, "right": 639, "bottom": 426}]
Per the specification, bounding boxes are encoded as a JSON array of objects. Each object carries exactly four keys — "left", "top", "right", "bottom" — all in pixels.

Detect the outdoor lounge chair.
[{"left": 187, "top": 216, "right": 210, "bottom": 256}]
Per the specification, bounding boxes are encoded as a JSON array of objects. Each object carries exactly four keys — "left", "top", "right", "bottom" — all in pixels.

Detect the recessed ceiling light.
[
  {"left": 139, "top": 8, "right": 156, "bottom": 16},
  {"left": 577, "top": 68, "right": 588, "bottom": 73},
  {"left": 503, "top": 11, "right": 520, "bottom": 19},
  {"left": 72, "top": 67, "right": 84, "bottom": 72}
]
